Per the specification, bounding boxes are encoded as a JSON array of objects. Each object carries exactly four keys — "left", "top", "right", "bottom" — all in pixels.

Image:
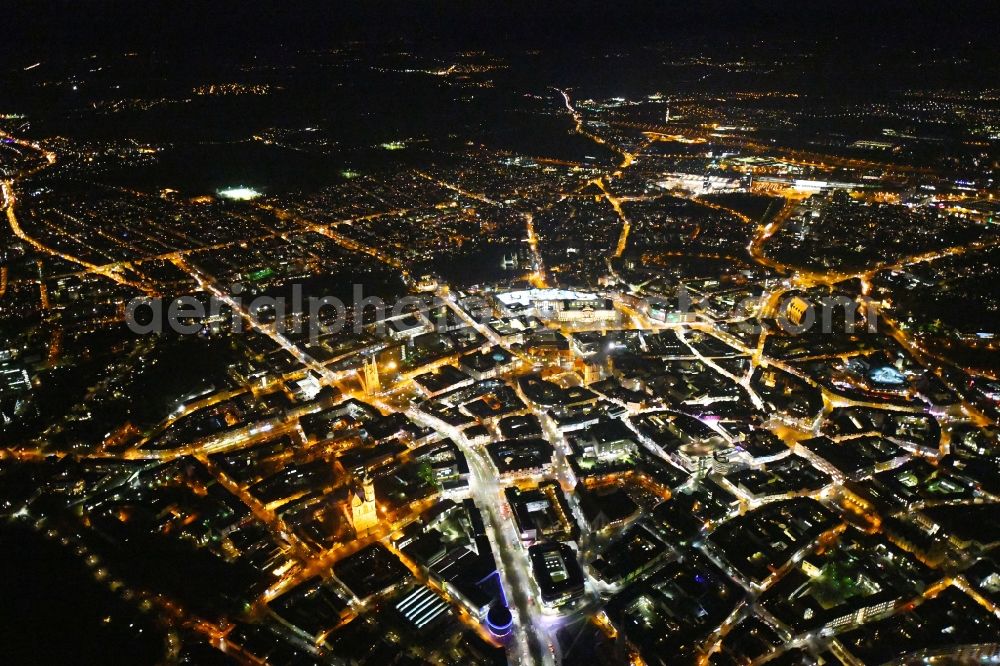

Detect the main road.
[{"left": 405, "top": 404, "right": 556, "bottom": 666}]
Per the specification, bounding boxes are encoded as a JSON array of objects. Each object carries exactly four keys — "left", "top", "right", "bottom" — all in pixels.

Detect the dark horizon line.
[{"left": 3, "top": 0, "right": 999, "bottom": 64}]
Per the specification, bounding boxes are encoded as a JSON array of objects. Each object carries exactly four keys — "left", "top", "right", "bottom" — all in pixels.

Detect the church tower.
[
  {"left": 349, "top": 474, "right": 378, "bottom": 533},
  {"left": 361, "top": 356, "right": 381, "bottom": 395}
]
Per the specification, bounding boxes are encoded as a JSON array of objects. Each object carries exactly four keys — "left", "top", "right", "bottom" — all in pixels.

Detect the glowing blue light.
[
  {"left": 487, "top": 605, "right": 514, "bottom": 636},
  {"left": 869, "top": 366, "right": 906, "bottom": 386}
]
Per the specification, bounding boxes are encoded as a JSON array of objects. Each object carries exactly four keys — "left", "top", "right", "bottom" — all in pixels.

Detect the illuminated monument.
[
  {"left": 349, "top": 475, "right": 378, "bottom": 533},
  {"left": 361, "top": 356, "right": 381, "bottom": 395}
]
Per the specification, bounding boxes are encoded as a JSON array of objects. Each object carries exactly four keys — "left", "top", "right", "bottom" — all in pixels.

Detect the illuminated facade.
[
  {"left": 349, "top": 475, "right": 378, "bottom": 533},
  {"left": 361, "top": 356, "right": 381, "bottom": 395},
  {"left": 786, "top": 297, "right": 812, "bottom": 326}
]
